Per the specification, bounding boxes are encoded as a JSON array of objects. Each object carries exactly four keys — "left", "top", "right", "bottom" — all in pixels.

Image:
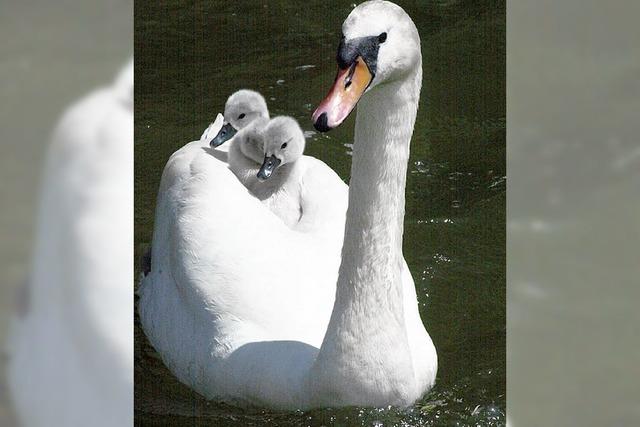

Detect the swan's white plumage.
[
  {"left": 139, "top": 0, "right": 436, "bottom": 410},
  {"left": 139, "top": 130, "right": 347, "bottom": 408},
  {"left": 7, "top": 60, "right": 133, "bottom": 426}
]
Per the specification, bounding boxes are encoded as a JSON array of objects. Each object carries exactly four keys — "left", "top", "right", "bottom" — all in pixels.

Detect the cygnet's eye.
[
  {"left": 281, "top": 142, "right": 288, "bottom": 149},
  {"left": 238, "top": 113, "right": 246, "bottom": 119},
  {"left": 378, "top": 32, "right": 387, "bottom": 44}
]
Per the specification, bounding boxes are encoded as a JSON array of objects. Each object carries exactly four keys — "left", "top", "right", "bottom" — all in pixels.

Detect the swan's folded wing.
[
  {"left": 138, "top": 141, "right": 347, "bottom": 402},
  {"left": 296, "top": 156, "right": 348, "bottom": 238},
  {"left": 143, "top": 142, "right": 332, "bottom": 339}
]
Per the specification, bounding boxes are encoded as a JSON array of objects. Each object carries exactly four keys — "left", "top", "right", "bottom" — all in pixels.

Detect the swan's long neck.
[
  {"left": 343, "top": 74, "right": 421, "bottom": 312},
  {"left": 309, "top": 66, "right": 422, "bottom": 405}
]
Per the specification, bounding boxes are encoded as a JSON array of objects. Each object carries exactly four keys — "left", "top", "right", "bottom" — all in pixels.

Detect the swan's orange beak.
[{"left": 312, "top": 56, "right": 372, "bottom": 132}]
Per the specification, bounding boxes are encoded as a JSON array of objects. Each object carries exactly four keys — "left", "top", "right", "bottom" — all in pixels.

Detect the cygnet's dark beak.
[
  {"left": 257, "top": 155, "right": 281, "bottom": 180},
  {"left": 210, "top": 122, "right": 237, "bottom": 147}
]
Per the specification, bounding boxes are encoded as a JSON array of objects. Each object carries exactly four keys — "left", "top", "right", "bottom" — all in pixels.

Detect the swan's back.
[
  {"left": 296, "top": 156, "right": 348, "bottom": 237},
  {"left": 138, "top": 139, "right": 342, "bottom": 400}
]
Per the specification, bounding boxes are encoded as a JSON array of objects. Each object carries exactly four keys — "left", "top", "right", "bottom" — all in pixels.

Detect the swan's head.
[
  {"left": 211, "top": 89, "right": 269, "bottom": 147},
  {"left": 257, "top": 116, "right": 305, "bottom": 181},
  {"left": 312, "top": 0, "right": 421, "bottom": 132}
]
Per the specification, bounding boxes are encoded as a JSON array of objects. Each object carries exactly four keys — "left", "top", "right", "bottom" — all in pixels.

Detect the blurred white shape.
[{"left": 6, "top": 60, "right": 133, "bottom": 427}]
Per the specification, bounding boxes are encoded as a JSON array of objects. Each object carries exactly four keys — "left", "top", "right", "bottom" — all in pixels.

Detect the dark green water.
[{"left": 135, "top": 1, "right": 505, "bottom": 425}]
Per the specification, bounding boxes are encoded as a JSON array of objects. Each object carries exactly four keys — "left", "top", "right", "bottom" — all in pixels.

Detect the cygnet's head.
[
  {"left": 257, "top": 116, "right": 305, "bottom": 181},
  {"left": 236, "top": 124, "right": 267, "bottom": 165},
  {"left": 211, "top": 89, "right": 269, "bottom": 147}
]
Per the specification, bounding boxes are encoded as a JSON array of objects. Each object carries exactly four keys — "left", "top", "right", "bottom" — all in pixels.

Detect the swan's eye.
[
  {"left": 378, "top": 32, "right": 387, "bottom": 44},
  {"left": 238, "top": 113, "right": 246, "bottom": 119},
  {"left": 281, "top": 142, "right": 288, "bottom": 149}
]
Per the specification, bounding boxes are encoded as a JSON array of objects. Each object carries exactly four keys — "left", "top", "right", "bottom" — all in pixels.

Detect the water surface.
[{"left": 135, "top": 1, "right": 505, "bottom": 425}]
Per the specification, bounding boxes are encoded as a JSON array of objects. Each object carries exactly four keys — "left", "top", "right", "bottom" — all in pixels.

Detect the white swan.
[
  {"left": 138, "top": 0, "right": 435, "bottom": 410},
  {"left": 7, "top": 61, "right": 133, "bottom": 426},
  {"left": 229, "top": 116, "right": 309, "bottom": 229}
]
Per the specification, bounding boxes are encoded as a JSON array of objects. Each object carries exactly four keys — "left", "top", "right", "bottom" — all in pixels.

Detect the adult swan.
[{"left": 138, "top": 0, "right": 436, "bottom": 410}]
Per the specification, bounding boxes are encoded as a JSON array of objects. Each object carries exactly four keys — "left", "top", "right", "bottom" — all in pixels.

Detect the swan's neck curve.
[
  {"left": 345, "top": 72, "right": 421, "bottom": 307},
  {"left": 309, "top": 66, "right": 422, "bottom": 405}
]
